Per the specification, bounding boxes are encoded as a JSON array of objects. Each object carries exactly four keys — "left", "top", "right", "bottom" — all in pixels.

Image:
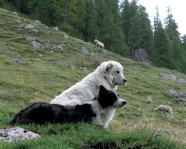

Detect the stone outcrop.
[
  {"left": 159, "top": 74, "right": 176, "bottom": 80},
  {"left": 131, "top": 48, "right": 154, "bottom": 66}
]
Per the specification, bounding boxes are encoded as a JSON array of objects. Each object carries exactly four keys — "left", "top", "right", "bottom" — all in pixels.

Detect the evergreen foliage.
[{"left": 2, "top": 0, "right": 186, "bottom": 73}]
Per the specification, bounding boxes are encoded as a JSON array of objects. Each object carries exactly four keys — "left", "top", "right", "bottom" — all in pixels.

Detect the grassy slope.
[{"left": 0, "top": 8, "right": 186, "bottom": 148}]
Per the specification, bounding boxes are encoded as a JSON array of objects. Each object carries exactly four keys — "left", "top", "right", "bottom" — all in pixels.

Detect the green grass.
[{"left": 0, "top": 8, "right": 186, "bottom": 148}]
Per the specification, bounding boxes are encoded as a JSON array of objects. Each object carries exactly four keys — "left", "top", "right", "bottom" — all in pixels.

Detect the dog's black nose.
[
  {"left": 122, "top": 101, "right": 127, "bottom": 105},
  {"left": 123, "top": 79, "right": 127, "bottom": 83}
]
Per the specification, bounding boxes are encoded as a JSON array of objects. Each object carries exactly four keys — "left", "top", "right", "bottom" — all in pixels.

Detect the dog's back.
[{"left": 8, "top": 102, "right": 96, "bottom": 125}]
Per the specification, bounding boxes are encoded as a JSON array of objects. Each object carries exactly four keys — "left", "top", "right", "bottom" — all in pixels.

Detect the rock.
[
  {"left": 64, "top": 35, "right": 69, "bottom": 39},
  {"left": 36, "top": 58, "right": 41, "bottom": 61},
  {"left": 10, "top": 59, "right": 27, "bottom": 64},
  {"left": 9, "top": 46, "right": 14, "bottom": 50},
  {"left": 56, "top": 46, "right": 65, "bottom": 51},
  {"left": 178, "top": 108, "right": 181, "bottom": 111},
  {"left": 90, "top": 52, "right": 96, "bottom": 56},
  {"left": 25, "top": 24, "right": 34, "bottom": 29},
  {"left": 33, "top": 29, "right": 39, "bottom": 33},
  {"left": 159, "top": 74, "right": 176, "bottom": 80},
  {"left": 54, "top": 27, "right": 58, "bottom": 31},
  {"left": 127, "top": 122, "right": 132, "bottom": 127},
  {"left": 176, "top": 91, "right": 186, "bottom": 98},
  {"left": 32, "top": 41, "right": 41, "bottom": 48},
  {"left": 1, "top": 54, "right": 6, "bottom": 56},
  {"left": 177, "top": 98, "right": 186, "bottom": 105},
  {"left": 39, "top": 54, "right": 43, "bottom": 57},
  {"left": 123, "top": 68, "right": 130, "bottom": 71},
  {"left": 100, "top": 49, "right": 107, "bottom": 54},
  {"left": 19, "top": 24, "right": 23, "bottom": 27},
  {"left": 168, "top": 102, "right": 171, "bottom": 105},
  {"left": 15, "top": 19, "right": 21, "bottom": 23},
  {"left": 169, "top": 90, "right": 176, "bottom": 95},
  {"left": 35, "top": 20, "right": 41, "bottom": 24},
  {"left": 0, "top": 127, "right": 40, "bottom": 143},
  {"left": 60, "top": 44, "right": 66, "bottom": 47},
  {"left": 80, "top": 47, "right": 89, "bottom": 54},
  {"left": 177, "top": 79, "right": 186, "bottom": 84},
  {"left": 84, "top": 67, "right": 87, "bottom": 72},
  {"left": 70, "top": 65, "right": 75, "bottom": 69},
  {"left": 131, "top": 48, "right": 154, "bottom": 66},
  {"left": 14, "top": 12, "right": 17, "bottom": 15},
  {"left": 24, "top": 35, "right": 35, "bottom": 41}
]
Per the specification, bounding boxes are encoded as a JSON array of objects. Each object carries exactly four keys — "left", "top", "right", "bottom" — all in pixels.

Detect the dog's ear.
[
  {"left": 106, "top": 62, "right": 113, "bottom": 72},
  {"left": 99, "top": 85, "right": 108, "bottom": 108},
  {"left": 99, "top": 85, "right": 108, "bottom": 96}
]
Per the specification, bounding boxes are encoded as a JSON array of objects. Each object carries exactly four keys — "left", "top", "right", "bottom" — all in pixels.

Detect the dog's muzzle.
[{"left": 123, "top": 79, "right": 127, "bottom": 84}]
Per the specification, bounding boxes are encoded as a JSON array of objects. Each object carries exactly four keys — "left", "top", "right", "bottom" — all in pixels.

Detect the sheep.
[
  {"left": 94, "top": 39, "right": 104, "bottom": 49},
  {"left": 154, "top": 105, "right": 172, "bottom": 116}
]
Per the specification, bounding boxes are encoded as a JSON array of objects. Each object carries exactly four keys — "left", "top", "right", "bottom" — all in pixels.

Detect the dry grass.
[
  {"left": 109, "top": 119, "right": 123, "bottom": 130},
  {"left": 147, "top": 96, "right": 152, "bottom": 104},
  {"left": 29, "top": 97, "right": 51, "bottom": 104}
]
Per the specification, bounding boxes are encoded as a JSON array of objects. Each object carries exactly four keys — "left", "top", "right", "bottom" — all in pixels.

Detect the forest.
[{"left": 0, "top": 0, "right": 186, "bottom": 73}]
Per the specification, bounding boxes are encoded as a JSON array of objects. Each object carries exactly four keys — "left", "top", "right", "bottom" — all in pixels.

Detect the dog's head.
[
  {"left": 98, "top": 61, "right": 127, "bottom": 86},
  {"left": 98, "top": 85, "right": 127, "bottom": 108}
]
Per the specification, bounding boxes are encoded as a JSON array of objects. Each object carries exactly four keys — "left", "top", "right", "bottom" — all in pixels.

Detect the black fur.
[
  {"left": 7, "top": 85, "right": 126, "bottom": 126},
  {"left": 7, "top": 102, "right": 96, "bottom": 125}
]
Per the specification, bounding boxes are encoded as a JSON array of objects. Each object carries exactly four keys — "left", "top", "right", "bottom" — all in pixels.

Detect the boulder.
[
  {"left": 70, "top": 65, "right": 75, "bottom": 69},
  {"left": 159, "top": 74, "right": 176, "bottom": 80},
  {"left": 176, "top": 91, "right": 186, "bottom": 98},
  {"left": 32, "top": 41, "right": 41, "bottom": 48},
  {"left": 9, "top": 46, "right": 14, "bottom": 50},
  {"left": 33, "top": 29, "right": 39, "bottom": 33},
  {"left": 25, "top": 24, "right": 34, "bottom": 29},
  {"left": 0, "top": 127, "right": 40, "bottom": 143},
  {"left": 80, "top": 47, "right": 89, "bottom": 54},
  {"left": 177, "top": 98, "right": 186, "bottom": 106},
  {"left": 177, "top": 79, "right": 186, "bottom": 84},
  {"left": 15, "top": 19, "right": 21, "bottom": 23},
  {"left": 100, "top": 49, "right": 107, "bottom": 54},
  {"left": 35, "top": 20, "right": 41, "bottom": 24},
  {"left": 84, "top": 67, "right": 87, "bottom": 72},
  {"left": 64, "top": 35, "right": 70, "bottom": 39},
  {"left": 54, "top": 27, "right": 58, "bottom": 31},
  {"left": 10, "top": 59, "right": 27, "bottom": 64},
  {"left": 24, "top": 35, "right": 35, "bottom": 41},
  {"left": 131, "top": 48, "right": 154, "bottom": 66},
  {"left": 169, "top": 90, "right": 176, "bottom": 95},
  {"left": 36, "top": 58, "right": 41, "bottom": 61}
]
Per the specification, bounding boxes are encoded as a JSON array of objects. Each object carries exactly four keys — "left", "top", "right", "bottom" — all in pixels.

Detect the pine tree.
[
  {"left": 120, "top": 0, "right": 130, "bottom": 44},
  {"left": 164, "top": 6, "right": 182, "bottom": 71},
  {"left": 153, "top": 7, "right": 174, "bottom": 69},
  {"left": 0, "top": 0, "right": 4, "bottom": 8}
]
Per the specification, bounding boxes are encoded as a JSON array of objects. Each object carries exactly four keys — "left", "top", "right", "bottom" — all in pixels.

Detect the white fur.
[
  {"left": 94, "top": 39, "right": 104, "bottom": 49},
  {"left": 89, "top": 91, "right": 126, "bottom": 128},
  {"left": 50, "top": 60, "right": 127, "bottom": 106},
  {"left": 154, "top": 105, "right": 172, "bottom": 116}
]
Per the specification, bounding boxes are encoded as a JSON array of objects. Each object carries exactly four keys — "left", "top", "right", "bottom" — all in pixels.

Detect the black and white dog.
[{"left": 8, "top": 85, "right": 127, "bottom": 128}]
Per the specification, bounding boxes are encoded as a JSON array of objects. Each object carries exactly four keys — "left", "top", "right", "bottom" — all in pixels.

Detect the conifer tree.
[{"left": 153, "top": 7, "right": 174, "bottom": 69}]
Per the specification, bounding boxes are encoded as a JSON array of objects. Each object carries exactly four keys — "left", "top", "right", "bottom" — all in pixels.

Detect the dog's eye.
[{"left": 116, "top": 71, "right": 119, "bottom": 74}]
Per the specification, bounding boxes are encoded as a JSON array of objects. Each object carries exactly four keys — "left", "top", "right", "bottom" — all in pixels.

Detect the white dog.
[{"left": 50, "top": 60, "right": 127, "bottom": 106}]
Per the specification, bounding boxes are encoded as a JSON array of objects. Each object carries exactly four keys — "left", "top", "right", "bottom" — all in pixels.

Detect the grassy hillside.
[{"left": 0, "top": 8, "right": 186, "bottom": 148}]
